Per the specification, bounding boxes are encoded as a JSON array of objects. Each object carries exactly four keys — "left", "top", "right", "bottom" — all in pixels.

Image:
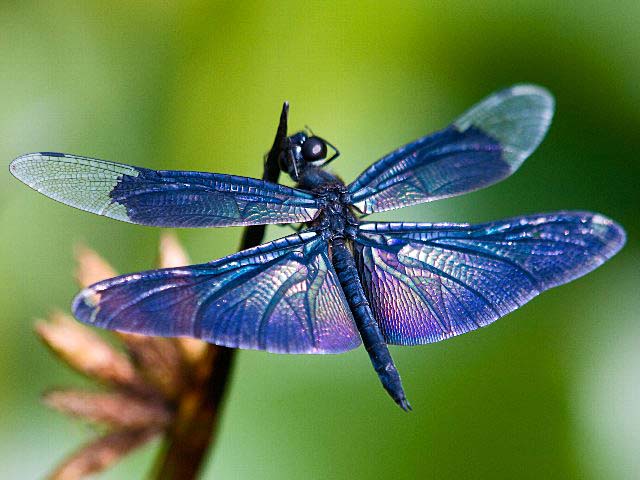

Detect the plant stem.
[
  {"left": 149, "top": 103, "right": 288, "bottom": 479},
  {"left": 150, "top": 345, "right": 234, "bottom": 479}
]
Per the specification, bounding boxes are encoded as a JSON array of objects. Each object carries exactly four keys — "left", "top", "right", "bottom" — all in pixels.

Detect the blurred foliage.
[{"left": 1, "top": 1, "right": 638, "bottom": 479}]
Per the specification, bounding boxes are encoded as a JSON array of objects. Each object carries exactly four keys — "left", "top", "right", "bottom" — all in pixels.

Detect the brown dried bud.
[
  {"left": 117, "top": 332, "right": 185, "bottom": 400},
  {"left": 158, "top": 231, "right": 190, "bottom": 268},
  {"left": 36, "top": 312, "right": 148, "bottom": 393},
  {"left": 48, "top": 428, "right": 160, "bottom": 480},
  {"left": 74, "top": 244, "right": 117, "bottom": 288},
  {"left": 43, "top": 389, "right": 171, "bottom": 429}
]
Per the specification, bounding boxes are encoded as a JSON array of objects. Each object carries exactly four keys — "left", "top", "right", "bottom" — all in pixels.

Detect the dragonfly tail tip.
[{"left": 398, "top": 397, "right": 412, "bottom": 412}]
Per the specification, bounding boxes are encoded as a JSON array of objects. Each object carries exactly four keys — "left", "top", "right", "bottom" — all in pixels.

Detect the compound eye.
[{"left": 301, "top": 136, "right": 327, "bottom": 162}]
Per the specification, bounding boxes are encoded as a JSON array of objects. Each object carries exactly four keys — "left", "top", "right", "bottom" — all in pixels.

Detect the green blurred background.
[{"left": 1, "top": 1, "right": 638, "bottom": 478}]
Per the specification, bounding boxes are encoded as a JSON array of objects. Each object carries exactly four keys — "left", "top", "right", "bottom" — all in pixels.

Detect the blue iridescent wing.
[
  {"left": 348, "top": 85, "right": 554, "bottom": 214},
  {"left": 10, "top": 153, "right": 319, "bottom": 227},
  {"left": 354, "top": 212, "right": 625, "bottom": 345},
  {"left": 72, "top": 231, "right": 361, "bottom": 354}
]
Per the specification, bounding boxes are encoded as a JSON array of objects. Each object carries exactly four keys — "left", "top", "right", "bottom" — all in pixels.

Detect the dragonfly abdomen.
[{"left": 330, "top": 237, "right": 411, "bottom": 411}]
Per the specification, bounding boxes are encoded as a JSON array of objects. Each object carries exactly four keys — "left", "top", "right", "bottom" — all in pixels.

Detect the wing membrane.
[
  {"left": 354, "top": 212, "right": 625, "bottom": 345},
  {"left": 73, "top": 231, "right": 360, "bottom": 354},
  {"left": 10, "top": 153, "right": 319, "bottom": 227},
  {"left": 348, "top": 85, "right": 554, "bottom": 214}
]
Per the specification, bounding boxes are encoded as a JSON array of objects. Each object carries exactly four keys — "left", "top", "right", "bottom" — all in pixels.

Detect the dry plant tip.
[
  {"left": 36, "top": 311, "right": 148, "bottom": 392},
  {"left": 116, "top": 332, "right": 185, "bottom": 400},
  {"left": 49, "top": 428, "right": 160, "bottom": 480},
  {"left": 43, "top": 389, "right": 171, "bottom": 429},
  {"left": 158, "top": 231, "right": 191, "bottom": 269},
  {"left": 74, "top": 243, "right": 117, "bottom": 288}
]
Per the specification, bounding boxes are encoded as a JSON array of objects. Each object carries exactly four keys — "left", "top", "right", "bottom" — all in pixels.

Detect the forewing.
[
  {"left": 72, "top": 232, "right": 360, "bottom": 354},
  {"left": 10, "top": 152, "right": 319, "bottom": 227},
  {"left": 348, "top": 85, "right": 554, "bottom": 214},
  {"left": 354, "top": 213, "right": 625, "bottom": 345}
]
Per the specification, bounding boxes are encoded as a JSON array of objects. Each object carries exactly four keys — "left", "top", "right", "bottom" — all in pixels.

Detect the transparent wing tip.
[
  {"left": 9, "top": 153, "right": 37, "bottom": 184},
  {"left": 509, "top": 83, "right": 556, "bottom": 122},
  {"left": 454, "top": 83, "right": 556, "bottom": 167},
  {"left": 10, "top": 152, "right": 67, "bottom": 187},
  {"left": 509, "top": 83, "right": 555, "bottom": 105},
  {"left": 590, "top": 213, "right": 627, "bottom": 256}
]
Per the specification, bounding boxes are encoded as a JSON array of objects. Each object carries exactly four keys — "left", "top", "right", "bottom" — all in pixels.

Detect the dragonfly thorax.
[{"left": 309, "top": 184, "right": 358, "bottom": 240}]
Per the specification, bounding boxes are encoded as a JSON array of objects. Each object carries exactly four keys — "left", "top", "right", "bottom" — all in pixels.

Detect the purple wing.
[
  {"left": 354, "top": 212, "right": 625, "bottom": 345},
  {"left": 73, "top": 232, "right": 361, "bottom": 354},
  {"left": 348, "top": 85, "right": 554, "bottom": 214},
  {"left": 10, "top": 153, "right": 319, "bottom": 227}
]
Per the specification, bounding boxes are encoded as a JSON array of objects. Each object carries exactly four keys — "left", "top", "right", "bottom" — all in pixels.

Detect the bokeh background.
[{"left": 1, "top": 1, "right": 638, "bottom": 478}]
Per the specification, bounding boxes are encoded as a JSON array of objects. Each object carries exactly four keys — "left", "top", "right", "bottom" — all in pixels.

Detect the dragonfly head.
[{"left": 279, "top": 130, "right": 340, "bottom": 181}]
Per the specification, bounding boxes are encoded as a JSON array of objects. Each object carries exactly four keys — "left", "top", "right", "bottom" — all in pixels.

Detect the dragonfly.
[{"left": 10, "top": 85, "right": 626, "bottom": 411}]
